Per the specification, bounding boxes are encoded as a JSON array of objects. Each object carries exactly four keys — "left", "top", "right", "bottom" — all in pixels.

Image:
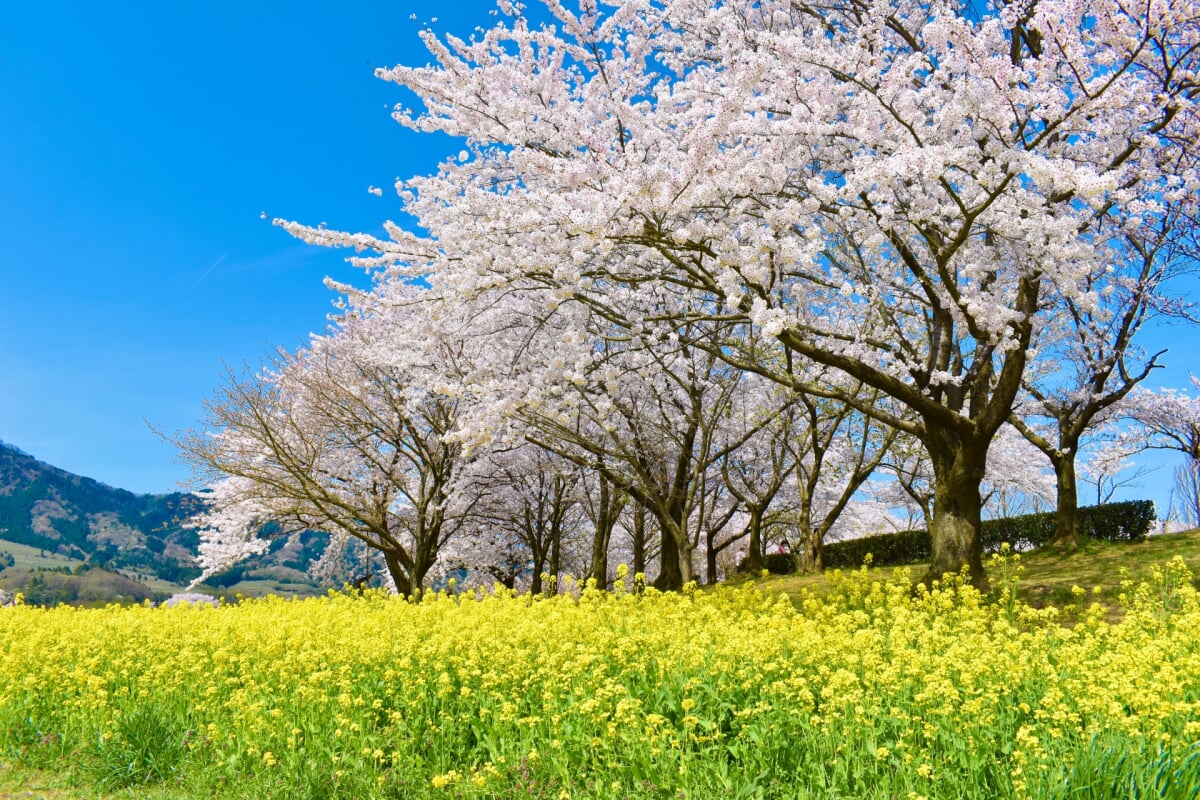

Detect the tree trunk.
[
  {"left": 546, "top": 533, "right": 561, "bottom": 597},
  {"left": 796, "top": 523, "right": 823, "bottom": 573},
  {"left": 590, "top": 527, "right": 611, "bottom": 589},
  {"left": 1047, "top": 452, "right": 1084, "bottom": 551},
  {"left": 589, "top": 478, "right": 616, "bottom": 589},
  {"left": 383, "top": 550, "right": 415, "bottom": 599},
  {"left": 743, "top": 509, "right": 764, "bottom": 574},
  {"left": 530, "top": 540, "right": 547, "bottom": 595},
  {"left": 632, "top": 506, "right": 647, "bottom": 576},
  {"left": 705, "top": 532, "right": 718, "bottom": 585},
  {"left": 654, "top": 525, "right": 683, "bottom": 591},
  {"left": 922, "top": 445, "right": 988, "bottom": 590},
  {"left": 680, "top": 543, "right": 694, "bottom": 585}
]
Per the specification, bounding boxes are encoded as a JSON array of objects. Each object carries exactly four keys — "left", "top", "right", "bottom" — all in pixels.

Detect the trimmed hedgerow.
[
  {"left": 824, "top": 500, "right": 1156, "bottom": 569},
  {"left": 824, "top": 529, "right": 932, "bottom": 570}
]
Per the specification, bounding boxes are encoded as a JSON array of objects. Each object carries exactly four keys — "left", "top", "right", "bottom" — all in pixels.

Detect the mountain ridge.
[
  {"left": 0, "top": 440, "right": 205, "bottom": 583},
  {"left": 0, "top": 442, "right": 333, "bottom": 602}
]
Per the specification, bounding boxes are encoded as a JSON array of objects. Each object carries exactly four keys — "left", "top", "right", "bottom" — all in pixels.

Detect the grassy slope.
[
  {"left": 0, "top": 538, "right": 82, "bottom": 571},
  {"left": 758, "top": 528, "right": 1200, "bottom": 617}
]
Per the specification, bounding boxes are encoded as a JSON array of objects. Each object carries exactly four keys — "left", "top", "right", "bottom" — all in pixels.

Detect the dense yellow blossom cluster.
[{"left": 1, "top": 557, "right": 1198, "bottom": 799}]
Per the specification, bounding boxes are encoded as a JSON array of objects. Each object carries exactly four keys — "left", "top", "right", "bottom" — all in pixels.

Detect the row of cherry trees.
[{"left": 180, "top": 0, "right": 1198, "bottom": 594}]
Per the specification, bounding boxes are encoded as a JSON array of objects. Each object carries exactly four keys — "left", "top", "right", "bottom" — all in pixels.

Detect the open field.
[
  {"left": 3, "top": 551, "right": 1200, "bottom": 800},
  {"left": 0, "top": 539, "right": 83, "bottom": 571}
]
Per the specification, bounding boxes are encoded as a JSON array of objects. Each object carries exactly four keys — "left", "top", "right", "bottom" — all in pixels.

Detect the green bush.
[
  {"left": 1080, "top": 500, "right": 1156, "bottom": 542},
  {"left": 824, "top": 529, "right": 932, "bottom": 569},
  {"left": 980, "top": 500, "right": 1155, "bottom": 551},
  {"left": 762, "top": 553, "right": 797, "bottom": 575},
  {"left": 824, "top": 500, "right": 1156, "bottom": 569}
]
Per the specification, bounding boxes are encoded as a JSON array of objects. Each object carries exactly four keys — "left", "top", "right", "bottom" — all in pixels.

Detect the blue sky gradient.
[
  {"left": 0, "top": 1, "right": 1194, "bottom": 519},
  {"left": 1, "top": 0, "right": 494, "bottom": 492}
]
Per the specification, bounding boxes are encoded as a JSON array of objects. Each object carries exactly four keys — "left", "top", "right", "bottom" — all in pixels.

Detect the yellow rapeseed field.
[{"left": 2, "top": 555, "right": 1198, "bottom": 799}]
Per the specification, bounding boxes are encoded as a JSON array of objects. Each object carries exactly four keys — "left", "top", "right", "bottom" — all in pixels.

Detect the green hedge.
[
  {"left": 736, "top": 553, "right": 798, "bottom": 575},
  {"left": 1078, "top": 500, "right": 1156, "bottom": 542},
  {"left": 823, "top": 529, "right": 932, "bottom": 570},
  {"left": 762, "top": 553, "right": 798, "bottom": 575},
  {"left": 823, "top": 500, "right": 1156, "bottom": 569}
]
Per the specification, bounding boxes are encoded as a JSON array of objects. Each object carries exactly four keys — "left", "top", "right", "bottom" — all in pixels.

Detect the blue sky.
[
  {"left": 0, "top": 0, "right": 495, "bottom": 492},
  {"left": 0, "top": 0, "right": 1194, "bottom": 519}
]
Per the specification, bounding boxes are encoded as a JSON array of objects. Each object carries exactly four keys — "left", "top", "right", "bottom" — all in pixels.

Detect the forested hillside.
[
  {"left": 0, "top": 442, "right": 334, "bottom": 597},
  {"left": 0, "top": 441, "right": 204, "bottom": 583}
]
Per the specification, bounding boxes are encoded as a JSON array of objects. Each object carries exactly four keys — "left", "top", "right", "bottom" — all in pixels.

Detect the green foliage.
[
  {"left": 762, "top": 553, "right": 797, "bottom": 574},
  {"left": 824, "top": 529, "right": 932, "bottom": 569},
  {"left": 1081, "top": 500, "right": 1157, "bottom": 542},
  {"left": 88, "top": 704, "right": 190, "bottom": 790},
  {"left": 825, "top": 501, "right": 1157, "bottom": 569},
  {"left": 1042, "top": 738, "right": 1200, "bottom": 800},
  {"left": 981, "top": 500, "right": 1155, "bottom": 550}
]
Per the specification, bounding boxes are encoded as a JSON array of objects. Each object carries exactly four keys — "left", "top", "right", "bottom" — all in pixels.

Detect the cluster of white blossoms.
[{"left": 184, "top": 0, "right": 1198, "bottom": 590}]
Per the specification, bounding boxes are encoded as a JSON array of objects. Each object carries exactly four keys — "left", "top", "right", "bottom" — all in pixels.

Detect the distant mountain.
[
  {"left": 0, "top": 441, "right": 204, "bottom": 583},
  {"left": 0, "top": 442, "right": 332, "bottom": 598}
]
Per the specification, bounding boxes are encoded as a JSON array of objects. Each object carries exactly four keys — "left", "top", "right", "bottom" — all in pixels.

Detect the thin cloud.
[{"left": 185, "top": 252, "right": 229, "bottom": 294}]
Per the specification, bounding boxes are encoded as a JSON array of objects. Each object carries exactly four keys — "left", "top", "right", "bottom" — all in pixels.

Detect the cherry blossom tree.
[
  {"left": 1009, "top": 196, "right": 1196, "bottom": 548},
  {"left": 576, "top": 469, "right": 628, "bottom": 589},
  {"left": 513, "top": 320, "right": 759, "bottom": 590},
  {"left": 1172, "top": 460, "right": 1200, "bottom": 527},
  {"left": 452, "top": 443, "right": 584, "bottom": 593},
  {"left": 1125, "top": 378, "right": 1200, "bottom": 528},
  {"left": 1125, "top": 378, "right": 1200, "bottom": 464},
  {"left": 1072, "top": 431, "right": 1159, "bottom": 511},
  {"left": 877, "top": 424, "right": 1054, "bottom": 527},
  {"left": 179, "top": 305, "right": 482, "bottom": 598},
  {"left": 718, "top": 381, "right": 800, "bottom": 574},
  {"left": 784, "top": 382, "right": 901, "bottom": 572},
  {"left": 276, "top": 0, "right": 1200, "bottom": 587},
  {"left": 694, "top": 472, "right": 744, "bottom": 584}
]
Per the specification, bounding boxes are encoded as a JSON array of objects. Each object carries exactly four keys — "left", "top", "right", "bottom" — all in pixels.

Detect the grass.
[
  {"left": 1016, "top": 529, "right": 1200, "bottom": 612},
  {"left": 0, "top": 761, "right": 187, "bottom": 799},
  {"left": 758, "top": 528, "right": 1200, "bottom": 619},
  {"left": 0, "top": 539, "right": 83, "bottom": 571}
]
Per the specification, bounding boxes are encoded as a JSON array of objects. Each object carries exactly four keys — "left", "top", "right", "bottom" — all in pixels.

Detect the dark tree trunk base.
[{"left": 653, "top": 526, "right": 683, "bottom": 591}]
